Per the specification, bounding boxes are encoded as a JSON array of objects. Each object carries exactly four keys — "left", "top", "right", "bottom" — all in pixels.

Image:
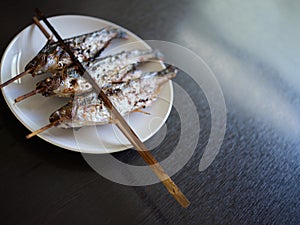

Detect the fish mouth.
[
  {"left": 49, "top": 102, "right": 73, "bottom": 124},
  {"left": 36, "top": 74, "right": 62, "bottom": 96},
  {"left": 25, "top": 52, "right": 50, "bottom": 76},
  {"left": 49, "top": 111, "right": 61, "bottom": 123},
  {"left": 24, "top": 61, "right": 37, "bottom": 73}
]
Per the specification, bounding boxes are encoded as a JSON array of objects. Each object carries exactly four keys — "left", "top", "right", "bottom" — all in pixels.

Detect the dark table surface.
[{"left": 1, "top": 0, "right": 300, "bottom": 224}]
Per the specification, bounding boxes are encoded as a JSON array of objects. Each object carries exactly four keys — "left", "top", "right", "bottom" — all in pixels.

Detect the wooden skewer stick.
[
  {"left": 14, "top": 87, "right": 45, "bottom": 103},
  {"left": 26, "top": 121, "right": 59, "bottom": 139},
  {"left": 35, "top": 8, "right": 190, "bottom": 208},
  {"left": 0, "top": 69, "right": 33, "bottom": 89},
  {"left": 32, "top": 16, "right": 54, "bottom": 43}
]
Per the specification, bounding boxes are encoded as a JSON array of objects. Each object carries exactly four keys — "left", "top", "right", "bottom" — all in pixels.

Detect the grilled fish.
[
  {"left": 25, "top": 26, "right": 127, "bottom": 76},
  {"left": 49, "top": 66, "right": 176, "bottom": 128},
  {"left": 34, "top": 49, "right": 162, "bottom": 97}
]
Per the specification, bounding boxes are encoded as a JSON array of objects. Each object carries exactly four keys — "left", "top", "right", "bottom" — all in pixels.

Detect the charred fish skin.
[
  {"left": 50, "top": 66, "right": 177, "bottom": 128},
  {"left": 25, "top": 26, "right": 128, "bottom": 76},
  {"left": 36, "top": 49, "right": 162, "bottom": 97}
]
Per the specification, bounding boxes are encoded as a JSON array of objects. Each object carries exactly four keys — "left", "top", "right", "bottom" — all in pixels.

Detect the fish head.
[
  {"left": 49, "top": 102, "right": 73, "bottom": 124},
  {"left": 25, "top": 52, "right": 48, "bottom": 75},
  {"left": 36, "top": 73, "right": 62, "bottom": 96},
  {"left": 25, "top": 44, "right": 66, "bottom": 76}
]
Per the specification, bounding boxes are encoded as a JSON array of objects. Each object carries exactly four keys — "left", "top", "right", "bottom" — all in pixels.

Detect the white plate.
[{"left": 0, "top": 15, "right": 173, "bottom": 153}]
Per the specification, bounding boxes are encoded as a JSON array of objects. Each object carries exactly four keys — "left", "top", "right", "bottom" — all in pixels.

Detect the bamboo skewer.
[
  {"left": 14, "top": 87, "right": 45, "bottom": 103},
  {"left": 26, "top": 121, "right": 59, "bottom": 139},
  {"left": 33, "top": 8, "right": 190, "bottom": 208},
  {"left": 0, "top": 69, "right": 33, "bottom": 89},
  {"left": 32, "top": 16, "right": 54, "bottom": 43}
]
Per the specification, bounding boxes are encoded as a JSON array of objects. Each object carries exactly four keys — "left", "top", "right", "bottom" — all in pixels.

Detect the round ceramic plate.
[{"left": 0, "top": 15, "right": 173, "bottom": 153}]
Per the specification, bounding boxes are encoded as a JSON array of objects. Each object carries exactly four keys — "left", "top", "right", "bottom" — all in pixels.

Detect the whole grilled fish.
[
  {"left": 49, "top": 66, "right": 176, "bottom": 128},
  {"left": 25, "top": 26, "right": 127, "bottom": 76},
  {"left": 35, "top": 49, "right": 162, "bottom": 97}
]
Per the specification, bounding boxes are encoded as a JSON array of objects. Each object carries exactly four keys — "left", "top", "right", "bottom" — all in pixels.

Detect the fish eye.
[
  {"left": 57, "top": 62, "right": 64, "bottom": 69},
  {"left": 49, "top": 111, "right": 61, "bottom": 123},
  {"left": 39, "top": 54, "right": 47, "bottom": 65}
]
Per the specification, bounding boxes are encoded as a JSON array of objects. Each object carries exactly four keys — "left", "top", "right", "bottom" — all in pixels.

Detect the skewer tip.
[
  {"left": 14, "top": 89, "right": 37, "bottom": 103},
  {"left": 14, "top": 87, "right": 45, "bottom": 103},
  {"left": 26, "top": 121, "right": 58, "bottom": 139},
  {"left": 0, "top": 69, "right": 33, "bottom": 89},
  {"left": 35, "top": 8, "right": 44, "bottom": 17}
]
